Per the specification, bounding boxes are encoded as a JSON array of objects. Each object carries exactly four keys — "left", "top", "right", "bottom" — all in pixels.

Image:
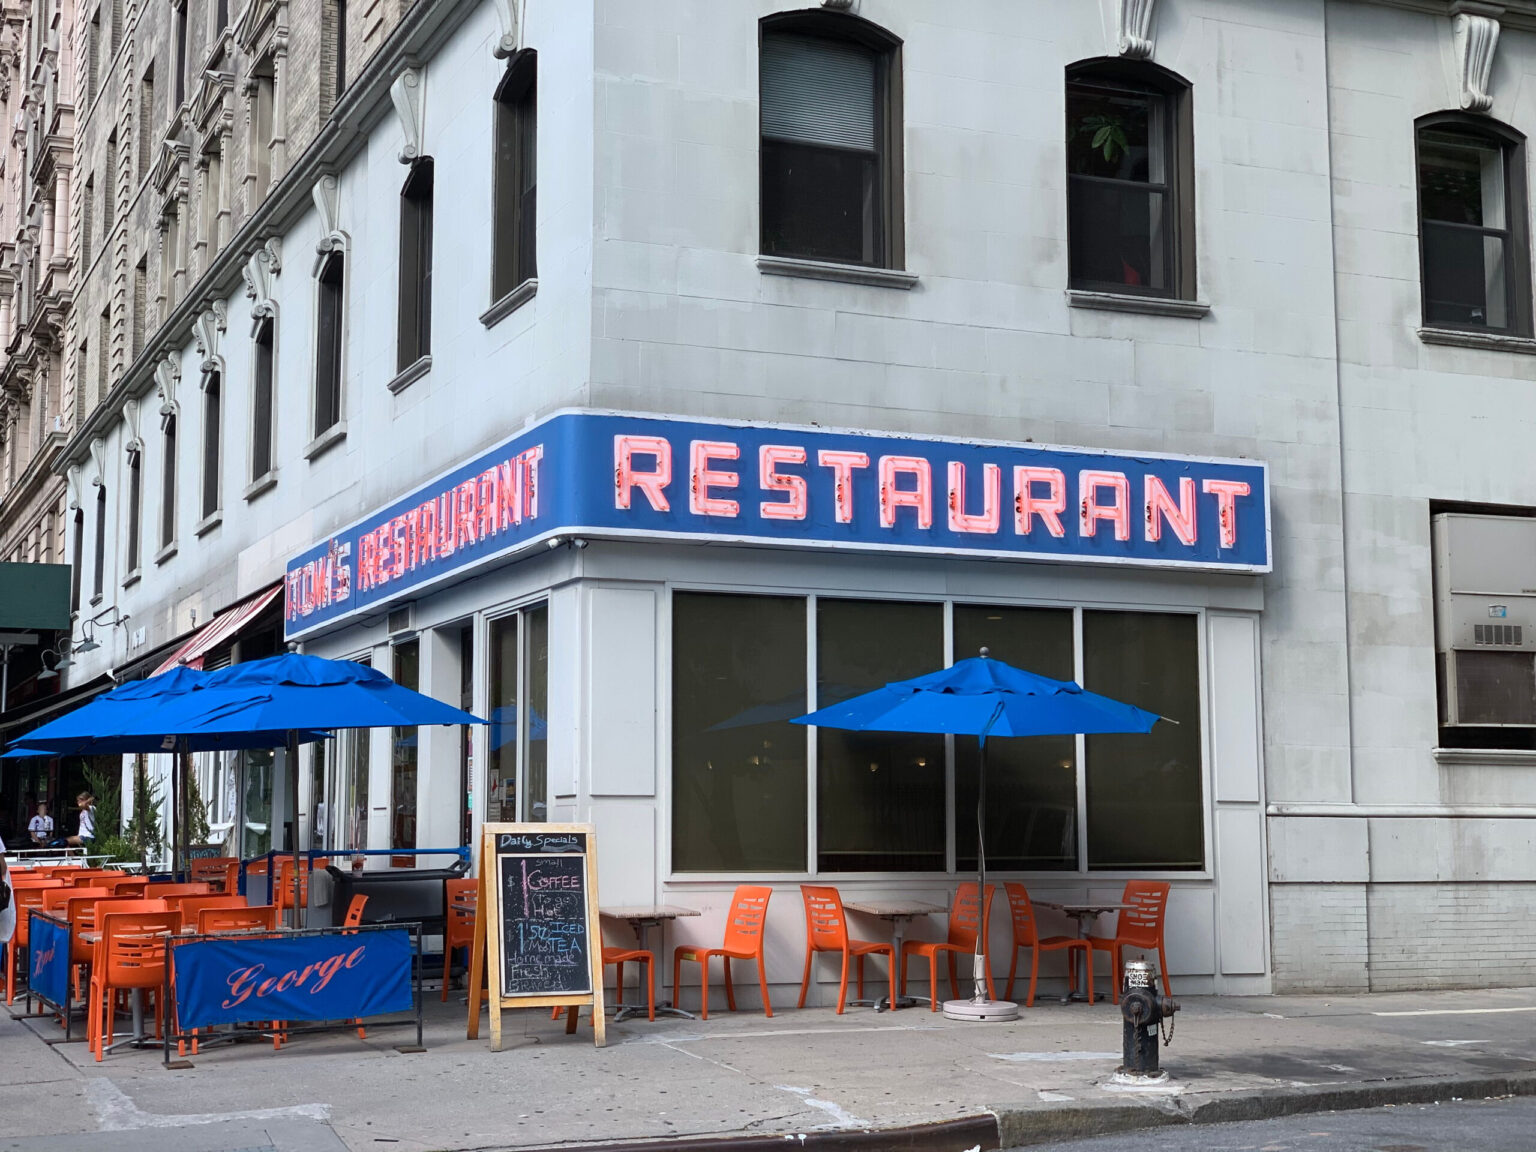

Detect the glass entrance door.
[{"left": 487, "top": 602, "right": 548, "bottom": 824}]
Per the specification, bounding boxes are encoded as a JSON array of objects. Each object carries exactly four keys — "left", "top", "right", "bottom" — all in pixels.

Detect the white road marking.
[
  {"left": 1374, "top": 1006, "right": 1536, "bottom": 1017},
  {"left": 86, "top": 1078, "right": 330, "bottom": 1131},
  {"left": 1038, "top": 1090, "right": 1076, "bottom": 1102},
  {"left": 1423, "top": 1039, "right": 1483, "bottom": 1047}
]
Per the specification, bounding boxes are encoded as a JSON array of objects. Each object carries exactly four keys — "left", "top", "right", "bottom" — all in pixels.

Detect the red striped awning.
[{"left": 152, "top": 584, "right": 283, "bottom": 676}]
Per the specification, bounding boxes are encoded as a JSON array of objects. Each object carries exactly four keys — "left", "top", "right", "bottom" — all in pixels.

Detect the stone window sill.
[
  {"left": 756, "top": 255, "right": 918, "bottom": 290},
  {"left": 480, "top": 279, "right": 538, "bottom": 328},
  {"left": 1418, "top": 327, "right": 1536, "bottom": 355},
  {"left": 154, "top": 542, "right": 178, "bottom": 566},
  {"left": 194, "top": 511, "right": 223, "bottom": 538},
  {"left": 89, "top": 594, "right": 103, "bottom": 608},
  {"left": 121, "top": 569, "right": 141, "bottom": 590},
  {"left": 387, "top": 355, "right": 432, "bottom": 395},
  {"left": 304, "top": 421, "right": 348, "bottom": 462},
  {"left": 1067, "top": 289, "right": 1210, "bottom": 318},
  {"left": 244, "top": 471, "right": 278, "bottom": 502},
  {"left": 1432, "top": 747, "right": 1536, "bottom": 769}
]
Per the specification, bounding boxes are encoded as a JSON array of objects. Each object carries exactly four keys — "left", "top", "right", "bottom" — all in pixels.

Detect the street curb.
[
  {"left": 992, "top": 1069, "right": 1536, "bottom": 1147},
  {"left": 507, "top": 1115, "right": 1002, "bottom": 1152}
]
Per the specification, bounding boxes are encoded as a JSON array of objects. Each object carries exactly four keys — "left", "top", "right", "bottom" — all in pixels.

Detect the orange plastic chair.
[
  {"left": 171, "top": 895, "right": 247, "bottom": 925},
  {"left": 197, "top": 904, "right": 278, "bottom": 934},
  {"left": 672, "top": 885, "right": 773, "bottom": 1021},
  {"left": 441, "top": 878, "right": 477, "bottom": 1001},
  {"left": 1002, "top": 882, "right": 1092, "bottom": 1007},
  {"left": 6, "top": 881, "right": 65, "bottom": 1004},
  {"left": 189, "top": 857, "right": 240, "bottom": 892},
  {"left": 69, "top": 872, "right": 118, "bottom": 886},
  {"left": 146, "top": 882, "right": 216, "bottom": 899},
  {"left": 796, "top": 886, "right": 895, "bottom": 1014},
  {"left": 899, "top": 882, "right": 996, "bottom": 1011},
  {"left": 549, "top": 946, "right": 657, "bottom": 1025},
  {"left": 1087, "top": 881, "right": 1172, "bottom": 1003},
  {"left": 89, "top": 909, "right": 180, "bottom": 1060},
  {"left": 272, "top": 859, "right": 309, "bottom": 915},
  {"left": 342, "top": 894, "right": 368, "bottom": 927}
]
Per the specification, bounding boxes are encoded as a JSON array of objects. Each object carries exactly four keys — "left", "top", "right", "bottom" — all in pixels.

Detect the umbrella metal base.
[{"left": 942, "top": 998, "right": 1020, "bottom": 1022}]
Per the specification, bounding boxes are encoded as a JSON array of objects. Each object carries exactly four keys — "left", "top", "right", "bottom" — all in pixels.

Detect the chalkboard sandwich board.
[{"left": 467, "top": 823, "right": 605, "bottom": 1049}]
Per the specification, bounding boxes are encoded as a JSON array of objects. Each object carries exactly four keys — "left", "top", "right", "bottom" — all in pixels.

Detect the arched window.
[
  {"left": 1065, "top": 59, "right": 1194, "bottom": 299},
  {"left": 759, "top": 11, "right": 902, "bottom": 268},
  {"left": 1416, "top": 114, "right": 1531, "bottom": 336}
]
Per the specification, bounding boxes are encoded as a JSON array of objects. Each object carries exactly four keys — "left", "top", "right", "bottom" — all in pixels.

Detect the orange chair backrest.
[
  {"left": 41, "top": 887, "right": 83, "bottom": 915},
  {"left": 1115, "top": 881, "right": 1170, "bottom": 948},
  {"left": 70, "top": 872, "right": 116, "bottom": 886},
  {"left": 66, "top": 893, "right": 136, "bottom": 943},
  {"left": 148, "top": 882, "right": 216, "bottom": 899},
  {"left": 100, "top": 876, "right": 149, "bottom": 895},
  {"left": 273, "top": 859, "right": 309, "bottom": 906},
  {"left": 342, "top": 895, "right": 368, "bottom": 927},
  {"left": 171, "top": 895, "right": 246, "bottom": 923},
  {"left": 198, "top": 905, "right": 277, "bottom": 934},
  {"left": 445, "top": 880, "right": 477, "bottom": 946},
  {"left": 12, "top": 886, "right": 56, "bottom": 946},
  {"left": 189, "top": 857, "right": 240, "bottom": 890},
  {"left": 1003, "top": 881, "right": 1038, "bottom": 948},
  {"left": 721, "top": 885, "right": 772, "bottom": 956},
  {"left": 12, "top": 876, "right": 67, "bottom": 890},
  {"left": 946, "top": 882, "right": 995, "bottom": 949},
  {"left": 96, "top": 911, "right": 180, "bottom": 985},
  {"left": 799, "top": 885, "right": 849, "bottom": 952},
  {"left": 96, "top": 898, "right": 171, "bottom": 917}
]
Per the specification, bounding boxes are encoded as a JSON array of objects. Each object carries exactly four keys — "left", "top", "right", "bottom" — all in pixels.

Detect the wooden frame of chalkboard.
[{"left": 466, "top": 823, "right": 606, "bottom": 1049}]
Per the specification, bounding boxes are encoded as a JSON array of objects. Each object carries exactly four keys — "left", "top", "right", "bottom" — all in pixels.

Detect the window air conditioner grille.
[
  {"left": 1474, "top": 624, "right": 1524, "bottom": 646},
  {"left": 387, "top": 604, "right": 414, "bottom": 635},
  {"left": 1455, "top": 649, "right": 1536, "bottom": 725}
]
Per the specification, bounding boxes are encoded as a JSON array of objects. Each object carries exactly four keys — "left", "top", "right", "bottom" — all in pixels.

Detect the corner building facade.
[{"left": 45, "top": 0, "right": 1536, "bottom": 997}]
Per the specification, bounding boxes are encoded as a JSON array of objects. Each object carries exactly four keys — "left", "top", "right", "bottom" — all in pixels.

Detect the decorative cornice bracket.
[
  {"left": 389, "top": 68, "right": 424, "bottom": 165},
  {"left": 311, "top": 175, "right": 347, "bottom": 272},
  {"left": 123, "top": 397, "right": 143, "bottom": 455},
  {"left": 490, "top": 0, "right": 521, "bottom": 59},
  {"left": 242, "top": 237, "right": 282, "bottom": 328},
  {"left": 192, "top": 302, "right": 228, "bottom": 376},
  {"left": 154, "top": 352, "right": 181, "bottom": 424},
  {"left": 1117, "top": 0, "right": 1157, "bottom": 60},
  {"left": 1453, "top": 5, "right": 1502, "bottom": 112},
  {"left": 88, "top": 437, "right": 106, "bottom": 487}
]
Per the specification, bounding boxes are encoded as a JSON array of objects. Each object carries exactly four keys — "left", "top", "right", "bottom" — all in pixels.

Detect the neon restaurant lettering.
[{"left": 286, "top": 412, "right": 1270, "bottom": 637}]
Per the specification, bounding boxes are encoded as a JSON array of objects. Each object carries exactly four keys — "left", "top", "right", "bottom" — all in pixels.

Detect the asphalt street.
[{"left": 1015, "top": 1096, "right": 1536, "bottom": 1151}]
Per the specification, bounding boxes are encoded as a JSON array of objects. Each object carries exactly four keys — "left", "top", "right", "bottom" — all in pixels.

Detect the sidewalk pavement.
[{"left": 7, "top": 983, "right": 1536, "bottom": 1151}]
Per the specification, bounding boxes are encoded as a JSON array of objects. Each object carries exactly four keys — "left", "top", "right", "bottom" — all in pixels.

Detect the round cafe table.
[
  {"left": 1035, "top": 901, "right": 1129, "bottom": 1003},
  {"left": 843, "top": 899, "right": 948, "bottom": 1011}
]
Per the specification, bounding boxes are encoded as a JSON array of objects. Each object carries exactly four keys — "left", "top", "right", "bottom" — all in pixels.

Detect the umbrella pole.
[
  {"left": 180, "top": 739, "right": 191, "bottom": 881},
  {"left": 973, "top": 735, "right": 988, "bottom": 1003},
  {"left": 288, "top": 731, "right": 302, "bottom": 930}
]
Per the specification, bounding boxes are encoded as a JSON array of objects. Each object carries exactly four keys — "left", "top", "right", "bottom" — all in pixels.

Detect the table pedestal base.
[{"left": 943, "top": 997, "right": 1019, "bottom": 1022}]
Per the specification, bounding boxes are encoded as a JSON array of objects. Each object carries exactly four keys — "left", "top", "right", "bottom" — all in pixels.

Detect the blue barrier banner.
[
  {"left": 28, "top": 912, "right": 69, "bottom": 1009},
  {"left": 285, "top": 410, "right": 1272, "bottom": 638},
  {"left": 172, "top": 928, "right": 413, "bottom": 1032}
]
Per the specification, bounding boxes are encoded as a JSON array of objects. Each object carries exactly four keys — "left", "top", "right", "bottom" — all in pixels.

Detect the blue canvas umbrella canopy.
[
  {"left": 138, "top": 652, "right": 488, "bottom": 922},
  {"left": 794, "top": 649, "right": 1161, "bottom": 1016}
]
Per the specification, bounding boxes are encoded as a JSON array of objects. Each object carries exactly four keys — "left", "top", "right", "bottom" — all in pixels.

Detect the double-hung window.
[
  {"left": 1065, "top": 62, "right": 1194, "bottom": 299},
  {"left": 759, "top": 14, "right": 901, "bottom": 267},
  {"left": 1417, "top": 117, "right": 1532, "bottom": 336},
  {"left": 491, "top": 51, "right": 537, "bottom": 303}
]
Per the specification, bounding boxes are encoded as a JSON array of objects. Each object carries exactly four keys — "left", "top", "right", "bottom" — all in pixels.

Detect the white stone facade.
[{"left": 37, "top": 0, "right": 1536, "bottom": 995}]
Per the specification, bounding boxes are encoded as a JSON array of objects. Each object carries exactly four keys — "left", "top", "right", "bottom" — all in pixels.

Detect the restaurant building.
[{"left": 36, "top": 0, "right": 1536, "bottom": 997}]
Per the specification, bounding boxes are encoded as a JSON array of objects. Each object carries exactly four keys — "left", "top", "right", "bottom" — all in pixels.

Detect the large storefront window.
[
  {"left": 337, "top": 725, "right": 369, "bottom": 853},
  {"left": 953, "top": 605, "right": 1077, "bottom": 872},
  {"left": 239, "top": 749, "right": 275, "bottom": 859},
  {"left": 817, "top": 599, "right": 945, "bottom": 873},
  {"left": 488, "top": 603, "right": 549, "bottom": 824},
  {"left": 1084, "top": 611, "right": 1204, "bottom": 869},
  {"left": 391, "top": 639, "right": 420, "bottom": 861},
  {"left": 672, "top": 592, "right": 807, "bottom": 872},
  {"left": 670, "top": 592, "right": 1207, "bottom": 876}
]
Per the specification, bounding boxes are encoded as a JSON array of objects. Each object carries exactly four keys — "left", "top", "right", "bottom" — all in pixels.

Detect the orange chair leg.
[
  {"left": 672, "top": 954, "right": 683, "bottom": 1016},
  {"left": 855, "top": 953, "right": 865, "bottom": 1002},
  {"left": 723, "top": 957, "right": 736, "bottom": 1013},
  {"left": 797, "top": 948, "right": 813, "bottom": 1009},
  {"left": 886, "top": 950, "right": 896, "bottom": 1011},
  {"left": 1159, "top": 947, "right": 1172, "bottom": 997},
  {"left": 644, "top": 955, "right": 655, "bottom": 1021},
  {"left": 835, "top": 952, "right": 849, "bottom": 1015},
  {"left": 757, "top": 955, "right": 773, "bottom": 1018},
  {"left": 929, "top": 958, "right": 939, "bottom": 1012},
  {"left": 700, "top": 959, "right": 710, "bottom": 1021},
  {"left": 1026, "top": 949, "right": 1040, "bottom": 1009}
]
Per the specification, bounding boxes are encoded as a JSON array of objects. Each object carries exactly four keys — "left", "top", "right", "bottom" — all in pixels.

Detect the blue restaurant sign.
[
  {"left": 28, "top": 912, "right": 70, "bottom": 1011},
  {"left": 172, "top": 927, "right": 414, "bottom": 1032},
  {"left": 286, "top": 411, "right": 1271, "bottom": 637}
]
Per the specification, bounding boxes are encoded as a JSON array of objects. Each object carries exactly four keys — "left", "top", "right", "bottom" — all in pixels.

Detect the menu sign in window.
[{"left": 496, "top": 831, "right": 592, "bottom": 997}]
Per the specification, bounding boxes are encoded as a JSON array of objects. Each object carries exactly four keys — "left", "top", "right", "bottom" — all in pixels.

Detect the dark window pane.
[
  {"left": 391, "top": 639, "right": 419, "bottom": 855},
  {"left": 398, "top": 160, "right": 434, "bottom": 369},
  {"left": 1423, "top": 221, "right": 1507, "bottom": 329},
  {"left": 1419, "top": 132, "right": 1502, "bottom": 226},
  {"left": 954, "top": 605, "right": 1077, "bottom": 872},
  {"left": 252, "top": 320, "right": 273, "bottom": 480},
  {"left": 1084, "top": 612, "right": 1203, "bottom": 870},
  {"left": 201, "top": 372, "right": 220, "bottom": 517},
  {"left": 524, "top": 603, "right": 548, "bottom": 822},
  {"left": 817, "top": 599, "right": 943, "bottom": 872},
  {"left": 161, "top": 418, "right": 176, "bottom": 546},
  {"left": 1067, "top": 83, "right": 1155, "bottom": 182},
  {"left": 493, "top": 53, "right": 537, "bottom": 299},
  {"left": 1069, "top": 178, "right": 1166, "bottom": 292},
  {"left": 315, "top": 253, "right": 344, "bottom": 433},
  {"left": 93, "top": 489, "right": 106, "bottom": 596},
  {"left": 488, "top": 614, "right": 519, "bottom": 823},
  {"left": 126, "top": 455, "right": 141, "bottom": 571},
  {"left": 70, "top": 510, "right": 82, "bottom": 610},
  {"left": 762, "top": 139, "right": 878, "bottom": 265},
  {"left": 673, "top": 593, "right": 807, "bottom": 872}
]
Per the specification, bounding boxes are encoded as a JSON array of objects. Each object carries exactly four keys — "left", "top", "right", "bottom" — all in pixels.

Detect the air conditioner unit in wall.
[
  {"left": 387, "top": 603, "right": 415, "bottom": 639},
  {"left": 1433, "top": 513, "right": 1536, "bottom": 727}
]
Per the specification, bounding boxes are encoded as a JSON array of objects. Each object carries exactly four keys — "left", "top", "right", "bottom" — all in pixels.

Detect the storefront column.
[
  {"left": 416, "top": 626, "right": 463, "bottom": 855},
  {"left": 367, "top": 642, "right": 394, "bottom": 852}
]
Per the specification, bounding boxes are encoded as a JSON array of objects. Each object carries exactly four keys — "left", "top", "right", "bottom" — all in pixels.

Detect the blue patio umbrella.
[
  {"left": 136, "top": 652, "right": 488, "bottom": 922},
  {"left": 793, "top": 649, "right": 1161, "bottom": 1016}
]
